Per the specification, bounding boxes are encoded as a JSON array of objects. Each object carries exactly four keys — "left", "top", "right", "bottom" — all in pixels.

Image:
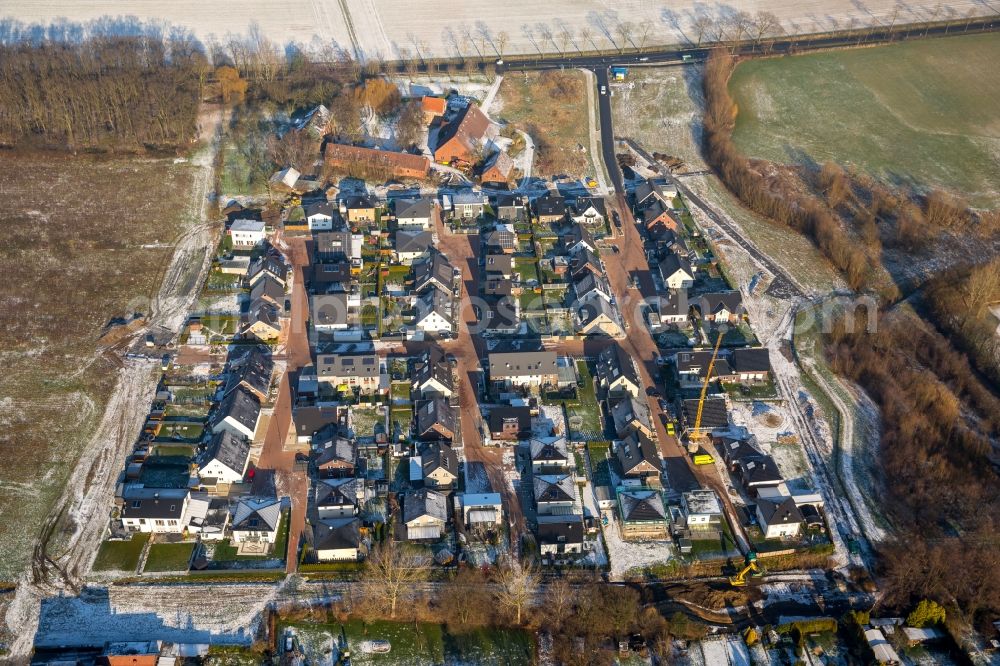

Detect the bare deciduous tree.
[
  {"left": 493, "top": 558, "right": 538, "bottom": 625},
  {"left": 363, "top": 542, "right": 430, "bottom": 618},
  {"left": 615, "top": 21, "right": 634, "bottom": 53},
  {"left": 496, "top": 30, "right": 510, "bottom": 58},
  {"left": 691, "top": 15, "right": 713, "bottom": 46}
]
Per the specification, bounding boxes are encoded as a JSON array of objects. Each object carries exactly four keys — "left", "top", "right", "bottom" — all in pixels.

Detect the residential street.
[
  {"left": 252, "top": 236, "right": 311, "bottom": 574},
  {"left": 430, "top": 211, "right": 528, "bottom": 551}
]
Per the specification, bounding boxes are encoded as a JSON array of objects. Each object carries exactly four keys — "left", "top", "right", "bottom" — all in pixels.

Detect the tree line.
[
  {"left": 0, "top": 36, "right": 205, "bottom": 152},
  {"left": 702, "top": 46, "right": 1000, "bottom": 623}
]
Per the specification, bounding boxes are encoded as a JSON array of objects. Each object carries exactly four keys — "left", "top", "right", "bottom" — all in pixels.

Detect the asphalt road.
[{"left": 497, "top": 16, "right": 1000, "bottom": 73}]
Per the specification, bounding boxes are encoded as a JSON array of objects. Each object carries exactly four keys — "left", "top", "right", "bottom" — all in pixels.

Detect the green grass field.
[
  {"left": 91, "top": 533, "right": 150, "bottom": 572},
  {"left": 730, "top": 34, "right": 1000, "bottom": 206},
  {"left": 143, "top": 542, "right": 196, "bottom": 572}
]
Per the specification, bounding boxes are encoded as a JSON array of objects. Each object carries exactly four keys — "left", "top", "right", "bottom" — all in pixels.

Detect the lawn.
[
  {"left": 389, "top": 407, "right": 412, "bottom": 442},
  {"left": 286, "top": 618, "right": 533, "bottom": 666},
  {"left": 0, "top": 154, "right": 197, "bottom": 581},
  {"left": 561, "top": 361, "right": 604, "bottom": 440},
  {"left": 496, "top": 70, "right": 594, "bottom": 178},
  {"left": 91, "top": 533, "right": 150, "bottom": 572},
  {"left": 212, "top": 511, "right": 290, "bottom": 563},
  {"left": 587, "top": 442, "right": 612, "bottom": 487},
  {"left": 143, "top": 541, "right": 196, "bottom": 572},
  {"left": 730, "top": 33, "right": 1000, "bottom": 206},
  {"left": 513, "top": 256, "right": 540, "bottom": 284}
]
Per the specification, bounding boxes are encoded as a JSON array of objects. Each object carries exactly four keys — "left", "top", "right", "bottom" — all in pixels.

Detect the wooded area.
[
  {"left": 0, "top": 36, "right": 204, "bottom": 151},
  {"left": 703, "top": 47, "right": 1000, "bottom": 623}
]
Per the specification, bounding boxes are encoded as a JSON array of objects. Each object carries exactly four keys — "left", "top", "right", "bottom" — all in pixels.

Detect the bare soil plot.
[
  {"left": 494, "top": 71, "right": 592, "bottom": 179},
  {"left": 610, "top": 65, "right": 707, "bottom": 171},
  {"left": 0, "top": 155, "right": 195, "bottom": 582},
  {"left": 730, "top": 33, "right": 1000, "bottom": 206}
]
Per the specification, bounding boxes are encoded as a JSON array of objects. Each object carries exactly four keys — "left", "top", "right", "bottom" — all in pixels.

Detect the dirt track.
[{"left": 3, "top": 107, "right": 224, "bottom": 659}]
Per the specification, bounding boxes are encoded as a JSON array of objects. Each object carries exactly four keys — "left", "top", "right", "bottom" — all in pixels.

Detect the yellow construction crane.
[
  {"left": 688, "top": 332, "right": 724, "bottom": 454},
  {"left": 729, "top": 550, "right": 764, "bottom": 586}
]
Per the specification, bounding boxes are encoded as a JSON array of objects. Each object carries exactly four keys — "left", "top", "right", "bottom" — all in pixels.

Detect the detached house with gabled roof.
[
  {"left": 314, "top": 435, "right": 357, "bottom": 478},
  {"left": 412, "top": 347, "right": 455, "bottom": 399},
  {"left": 659, "top": 253, "right": 695, "bottom": 290},
  {"left": 694, "top": 291, "right": 744, "bottom": 323},
  {"left": 199, "top": 430, "right": 251, "bottom": 487},
  {"left": 730, "top": 347, "right": 772, "bottom": 383},
  {"left": 315, "top": 477, "right": 367, "bottom": 520},
  {"left": 634, "top": 177, "right": 678, "bottom": 209},
  {"left": 597, "top": 344, "right": 642, "bottom": 398},
  {"left": 419, "top": 441, "right": 459, "bottom": 489},
  {"left": 575, "top": 297, "right": 624, "bottom": 338},
  {"left": 413, "top": 250, "right": 458, "bottom": 295},
  {"left": 305, "top": 201, "right": 340, "bottom": 232},
  {"left": 249, "top": 274, "right": 285, "bottom": 308},
  {"left": 756, "top": 496, "right": 804, "bottom": 539},
  {"left": 395, "top": 229, "right": 434, "bottom": 265},
  {"left": 242, "top": 298, "right": 282, "bottom": 341},
  {"left": 247, "top": 252, "right": 289, "bottom": 287},
  {"left": 736, "top": 455, "right": 783, "bottom": 494},
  {"left": 534, "top": 191, "right": 567, "bottom": 224},
  {"left": 615, "top": 432, "right": 662, "bottom": 487},
  {"left": 120, "top": 487, "right": 191, "bottom": 534},
  {"left": 393, "top": 196, "right": 433, "bottom": 229},
  {"left": 211, "top": 386, "right": 261, "bottom": 440},
  {"left": 639, "top": 198, "right": 680, "bottom": 232},
  {"left": 480, "top": 150, "right": 514, "bottom": 185},
  {"left": 414, "top": 286, "right": 455, "bottom": 336},
  {"left": 570, "top": 196, "right": 607, "bottom": 227},
  {"left": 415, "top": 397, "right": 457, "bottom": 441},
  {"left": 434, "top": 103, "right": 495, "bottom": 164},
  {"left": 610, "top": 396, "right": 655, "bottom": 440},
  {"left": 488, "top": 406, "right": 532, "bottom": 441},
  {"left": 404, "top": 488, "right": 448, "bottom": 540},
  {"left": 312, "top": 518, "right": 365, "bottom": 562}
]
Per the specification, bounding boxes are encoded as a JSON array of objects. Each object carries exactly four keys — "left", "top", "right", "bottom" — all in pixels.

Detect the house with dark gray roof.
[
  {"left": 120, "top": 487, "right": 191, "bottom": 533},
  {"left": 617, "top": 487, "right": 668, "bottom": 538},
  {"left": 314, "top": 435, "right": 357, "bottom": 479},
  {"left": 737, "top": 456, "right": 783, "bottom": 493},
  {"left": 570, "top": 197, "right": 607, "bottom": 227},
  {"left": 247, "top": 252, "right": 289, "bottom": 287},
  {"left": 694, "top": 292, "right": 744, "bottom": 323},
  {"left": 488, "top": 351, "right": 559, "bottom": 390},
  {"left": 224, "top": 346, "right": 274, "bottom": 402},
  {"left": 488, "top": 406, "right": 531, "bottom": 441},
  {"left": 756, "top": 496, "right": 804, "bottom": 539},
  {"left": 494, "top": 193, "right": 528, "bottom": 222},
  {"left": 314, "top": 477, "right": 367, "bottom": 520},
  {"left": 414, "top": 286, "right": 455, "bottom": 335},
  {"left": 597, "top": 344, "right": 641, "bottom": 398},
  {"left": 403, "top": 488, "right": 448, "bottom": 540},
  {"left": 675, "top": 350, "right": 738, "bottom": 388},
  {"left": 413, "top": 250, "right": 458, "bottom": 295},
  {"left": 394, "top": 197, "right": 433, "bottom": 229},
  {"left": 534, "top": 192, "right": 567, "bottom": 224},
  {"left": 211, "top": 386, "right": 261, "bottom": 440},
  {"left": 681, "top": 396, "right": 729, "bottom": 434},
  {"left": 658, "top": 253, "right": 694, "bottom": 290},
  {"left": 616, "top": 432, "right": 662, "bottom": 487},
  {"left": 731, "top": 348, "right": 772, "bottom": 383},
  {"left": 395, "top": 229, "right": 434, "bottom": 265},
  {"left": 412, "top": 346, "right": 454, "bottom": 398},
  {"left": 533, "top": 474, "right": 576, "bottom": 515},
  {"left": 231, "top": 496, "right": 283, "bottom": 545},
  {"left": 415, "top": 397, "right": 457, "bottom": 441},
  {"left": 249, "top": 274, "right": 285, "bottom": 307},
  {"left": 199, "top": 430, "right": 251, "bottom": 485},
  {"left": 610, "top": 396, "right": 655, "bottom": 439},
  {"left": 529, "top": 436, "right": 571, "bottom": 473},
  {"left": 312, "top": 517, "right": 365, "bottom": 561},
  {"left": 419, "top": 441, "right": 459, "bottom": 489},
  {"left": 537, "top": 515, "right": 584, "bottom": 558},
  {"left": 242, "top": 298, "right": 282, "bottom": 341},
  {"left": 316, "top": 352, "right": 381, "bottom": 395},
  {"left": 305, "top": 201, "right": 340, "bottom": 231}
]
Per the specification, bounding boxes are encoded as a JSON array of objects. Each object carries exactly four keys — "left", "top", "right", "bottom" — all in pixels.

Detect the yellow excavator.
[{"left": 729, "top": 550, "right": 765, "bottom": 586}]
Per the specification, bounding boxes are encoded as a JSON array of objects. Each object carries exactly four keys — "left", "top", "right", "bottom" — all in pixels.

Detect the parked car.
[{"left": 645, "top": 387, "right": 661, "bottom": 397}]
